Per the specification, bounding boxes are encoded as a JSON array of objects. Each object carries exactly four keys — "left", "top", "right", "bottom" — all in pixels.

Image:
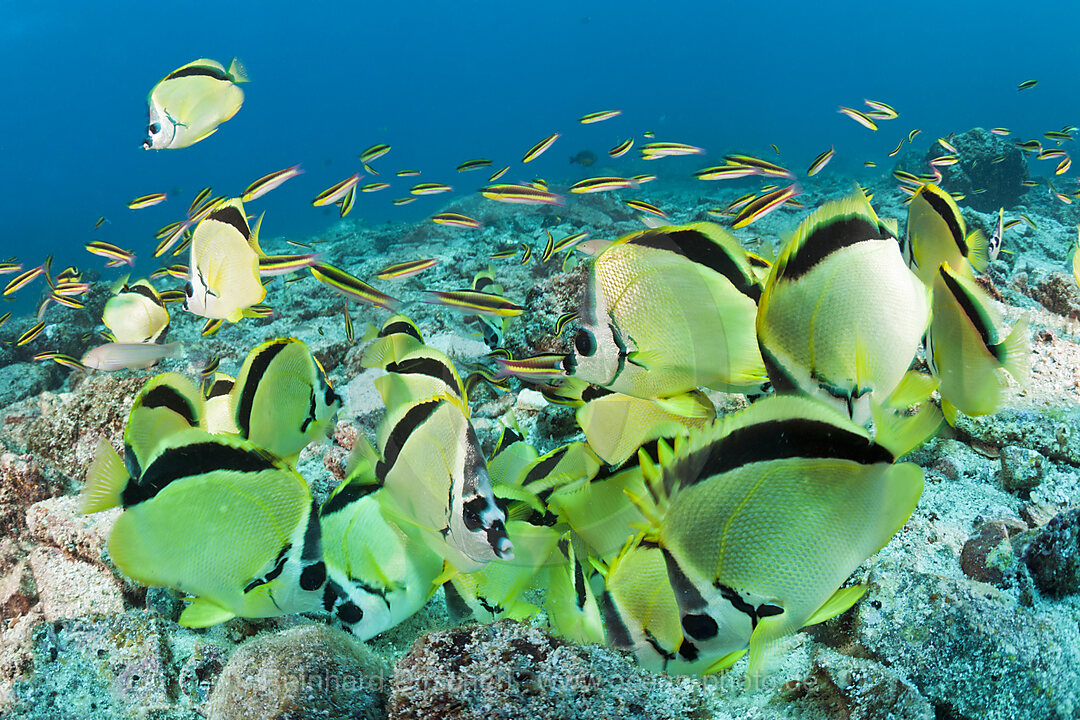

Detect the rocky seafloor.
[{"left": 2, "top": 129, "right": 1080, "bottom": 719}]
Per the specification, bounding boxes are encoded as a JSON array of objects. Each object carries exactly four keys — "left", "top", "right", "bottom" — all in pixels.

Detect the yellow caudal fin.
[
  {"left": 872, "top": 402, "right": 943, "bottom": 458},
  {"left": 803, "top": 585, "right": 867, "bottom": 626},
  {"left": 227, "top": 57, "right": 250, "bottom": 83},
  {"left": 966, "top": 229, "right": 989, "bottom": 273},
  {"left": 80, "top": 438, "right": 129, "bottom": 514},
  {"left": 998, "top": 316, "right": 1030, "bottom": 385},
  {"left": 884, "top": 370, "right": 940, "bottom": 409},
  {"left": 179, "top": 597, "right": 237, "bottom": 628}
]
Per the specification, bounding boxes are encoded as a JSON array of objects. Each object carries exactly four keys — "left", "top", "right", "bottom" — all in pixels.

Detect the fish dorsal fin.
[
  {"left": 660, "top": 395, "right": 887, "bottom": 497},
  {"left": 622, "top": 222, "right": 760, "bottom": 300},
  {"left": 770, "top": 188, "right": 883, "bottom": 285},
  {"left": 227, "top": 57, "right": 250, "bottom": 83}
]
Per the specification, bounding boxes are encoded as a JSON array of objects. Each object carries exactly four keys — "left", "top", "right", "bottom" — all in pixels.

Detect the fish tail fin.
[
  {"left": 997, "top": 315, "right": 1030, "bottom": 385},
  {"left": 965, "top": 229, "right": 989, "bottom": 273},
  {"left": 872, "top": 402, "right": 943, "bottom": 458},
  {"left": 80, "top": 437, "right": 128, "bottom": 513},
  {"left": 227, "top": 57, "right": 250, "bottom": 83}
]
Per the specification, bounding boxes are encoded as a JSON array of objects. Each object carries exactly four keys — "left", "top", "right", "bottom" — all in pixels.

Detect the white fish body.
[{"left": 143, "top": 58, "right": 248, "bottom": 150}]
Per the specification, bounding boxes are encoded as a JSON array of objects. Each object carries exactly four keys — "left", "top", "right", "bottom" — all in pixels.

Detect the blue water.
[{"left": 1, "top": 0, "right": 1077, "bottom": 285}]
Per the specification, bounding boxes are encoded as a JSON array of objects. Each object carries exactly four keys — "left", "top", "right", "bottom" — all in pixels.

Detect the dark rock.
[
  {"left": 1021, "top": 507, "right": 1080, "bottom": 598},
  {"left": 780, "top": 648, "right": 933, "bottom": 720},
  {"left": 919, "top": 128, "right": 1029, "bottom": 213},
  {"left": 998, "top": 446, "right": 1046, "bottom": 492},
  {"left": 205, "top": 623, "right": 388, "bottom": 720},
  {"left": 959, "top": 520, "right": 1023, "bottom": 586},
  {"left": 388, "top": 619, "right": 706, "bottom": 720}
]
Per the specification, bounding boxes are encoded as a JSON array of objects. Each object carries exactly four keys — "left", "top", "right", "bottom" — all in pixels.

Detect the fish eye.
[
  {"left": 574, "top": 329, "right": 597, "bottom": 357},
  {"left": 184, "top": 282, "right": 193, "bottom": 297},
  {"left": 148, "top": 122, "right": 161, "bottom": 134}
]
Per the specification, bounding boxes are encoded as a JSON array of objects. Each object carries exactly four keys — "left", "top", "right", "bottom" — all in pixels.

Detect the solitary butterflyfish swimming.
[
  {"left": 756, "top": 189, "right": 930, "bottom": 424},
  {"left": 102, "top": 279, "right": 170, "bottom": 344},
  {"left": 143, "top": 58, "right": 249, "bottom": 150},
  {"left": 183, "top": 198, "right": 266, "bottom": 322}
]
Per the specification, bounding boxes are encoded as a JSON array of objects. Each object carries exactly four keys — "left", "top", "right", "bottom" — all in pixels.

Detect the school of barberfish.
[{"left": 1, "top": 57, "right": 1053, "bottom": 688}]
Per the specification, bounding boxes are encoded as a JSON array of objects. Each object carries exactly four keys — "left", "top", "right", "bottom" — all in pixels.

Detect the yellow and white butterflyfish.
[
  {"left": 926, "top": 262, "right": 1029, "bottom": 425},
  {"left": 81, "top": 427, "right": 327, "bottom": 627},
  {"left": 143, "top": 58, "right": 248, "bottom": 150},
  {"left": 563, "top": 222, "right": 767, "bottom": 408},
  {"left": 319, "top": 435, "right": 444, "bottom": 640},
  {"left": 230, "top": 337, "right": 342, "bottom": 463},
  {"left": 183, "top": 198, "right": 266, "bottom": 322},
  {"left": 902, "top": 183, "right": 988, "bottom": 285},
  {"left": 374, "top": 391, "right": 512, "bottom": 571},
  {"left": 102, "top": 279, "right": 170, "bottom": 344},
  {"left": 642, "top": 395, "right": 925, "bottom": 684},
  {"left": 756, "top": 188, "right": 931, "bottom": 424}
]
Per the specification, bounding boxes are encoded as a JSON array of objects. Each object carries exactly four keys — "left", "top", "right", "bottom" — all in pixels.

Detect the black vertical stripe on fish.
[
  {"left": 208, "top": 204, "right": 250, "bottom": 240},
  {"left": 669, "top": 418, "right": 892, "bottom": 492},
  {"left": 523, "top": 446, "right": 570, "bottom": 496},
  {"left": 320, "top": 479, "right": 380, "bottom": 516},
  {"left": 474, "top": 275, "right": 496, "bottom": 292},
  {"left": 599, "top": 590, "right": 635, "bottom": 649},
  {"left": 243, "top": 543, "right": 291, "bottom": 593},
  {"left": 375, "top": 400, "right": 442, "bottom": 480},
  {"left": 300, "top": 500, "right": 322, "bottom": 563},
  {"left": 573, "top": 554, "right": 588, "bottom": 609},
  {"left": 491, "top": 427, "right": 525, "bottom": 458},
  {"left": 126, "top": 283, "right": 165, "bottom": 307},
  {"left": 758, "top": 344, "right": 800, "bottom": 394},
  {"left": 921, "top": 188, "right": 967, "bottom": 255},
  {"left": 660, "top": 547, "right": 710, "bottom": 613},
  {"left": 235, "top": 340, "right": 289, "bottom": 438},
  {"left": 126, "top": 441, "right": 276, "bottom": 507},
  {"left": 300, "top": 391, "right": 317, "bottom": 433},
  {"left": 165, "top": 64, "right": 233, "bottom": 82},
  {"left": 379, "top": 320, "right": 422, "bottom": 341},
  {"left": 628, "top": 228, "right": 760, "bottom": 301},
  {"left": 387, "top": 356, "right": 460, "bottom": 398},
  {"left": 140, "top": 385, "right": 199, "bottom": 427},
  {"left": 938, "top": 265, "right": 997, "bottom": 355},
  {"left": 778, "top": 215, "right": 883, "bottom": 281},
  {"left": 300, "top": 561, "right": 326, "bottom": 591},
  {"left": 208, "top": 379, "right": 234, "bottom": 398}
]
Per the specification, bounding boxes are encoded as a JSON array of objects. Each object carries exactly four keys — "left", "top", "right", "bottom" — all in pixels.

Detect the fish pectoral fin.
[
  {"left": 654, "top": 392, "right": 714, "bottom": 418},
  {"left": 965, "top": 229, "right": 989, "bottom": 273},
  {"left": 703, "top": 648, "right": 748, "bottom": 675},
  {"left": 802, "top": 585, "right": 867, "bottom": 627},
  {"left": 872, "top": 402, "right": 943, "bottom": 459},
  {"left": 625, "top": 347, "right": 664, "bottom": 369},
  {"left": 178, "top": 597, "right": 237, "bottom": 628}
]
